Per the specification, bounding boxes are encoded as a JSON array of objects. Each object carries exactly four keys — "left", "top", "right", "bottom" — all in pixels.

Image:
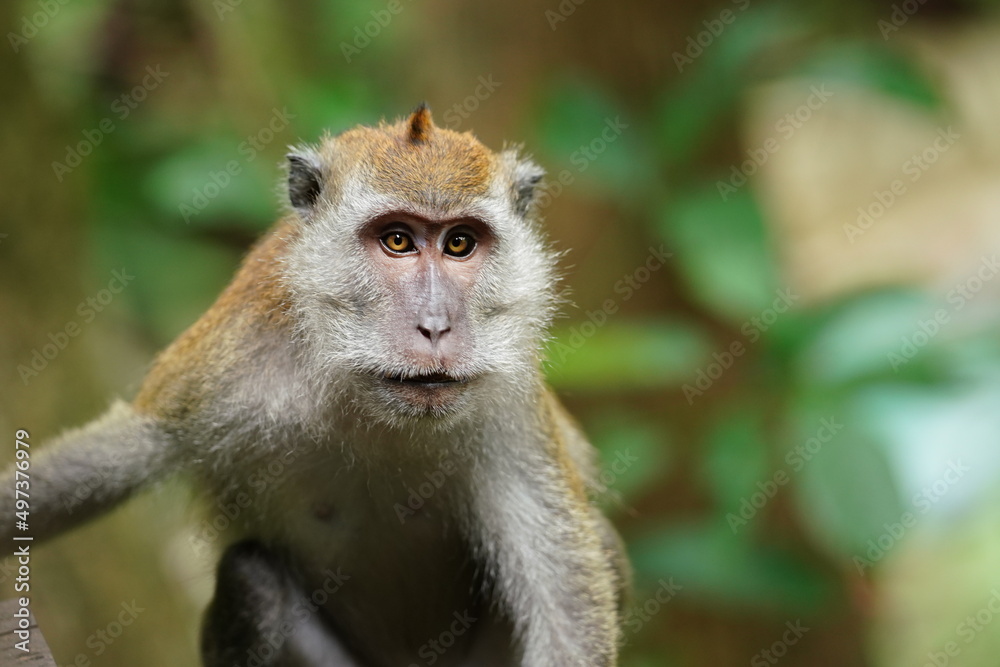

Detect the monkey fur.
[{"left": 1, "top": 105, "right": 629, "bottom": 667}]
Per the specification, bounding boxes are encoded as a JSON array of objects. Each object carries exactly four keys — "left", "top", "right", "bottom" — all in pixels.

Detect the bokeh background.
[{"left": 3, "top": 0, "right": 1000, "bottom": 665}]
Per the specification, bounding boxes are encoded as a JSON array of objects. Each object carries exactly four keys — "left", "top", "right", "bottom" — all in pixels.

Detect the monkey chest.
[{"left": 245, "top": 452, "right": 484, "bottom": 665}]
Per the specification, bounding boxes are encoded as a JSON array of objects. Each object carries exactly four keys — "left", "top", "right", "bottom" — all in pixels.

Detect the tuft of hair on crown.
[{"left": 407, "top": 102, "right": 433, "bottom": 145}]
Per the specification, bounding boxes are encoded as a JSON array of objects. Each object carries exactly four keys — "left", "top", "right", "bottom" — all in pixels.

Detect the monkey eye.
[
  {"left": 380, "top": 231, "right": 415, "bottom": 254},
  {"left": 444, "top": 233, "right": 475, "bottom": 258}
]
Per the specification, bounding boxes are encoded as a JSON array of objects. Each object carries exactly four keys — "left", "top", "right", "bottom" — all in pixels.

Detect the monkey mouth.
[
  {"left": 382, "top": 371, "right": 466, "bottom": 387},
  {"left": 372, "top": 370, "right": 478, "bottom": 415}
]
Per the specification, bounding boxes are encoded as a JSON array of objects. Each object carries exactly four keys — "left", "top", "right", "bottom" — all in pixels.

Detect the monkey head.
[{"left": 283, "top": 105, "right": 558, "bottom": 425}]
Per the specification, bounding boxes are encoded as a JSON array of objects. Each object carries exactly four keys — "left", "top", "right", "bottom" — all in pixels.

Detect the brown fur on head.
[{"left": 289, "top": 105, "right": 500, "bottom": 216}]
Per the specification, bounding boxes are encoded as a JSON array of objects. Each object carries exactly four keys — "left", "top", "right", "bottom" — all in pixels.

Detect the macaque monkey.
[{"left": 2, "top": 105, "right": 629, "bottom": 666}]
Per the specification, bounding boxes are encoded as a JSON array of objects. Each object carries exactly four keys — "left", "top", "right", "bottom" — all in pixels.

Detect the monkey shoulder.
[{"left": 133, "top": 222, "right": 301, "bottom": 425}]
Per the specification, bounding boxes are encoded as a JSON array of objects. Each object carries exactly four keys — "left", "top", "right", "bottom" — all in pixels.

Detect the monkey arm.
[
  {"left": 0, "top": 400, "right": 175, "bottom": 553},
  {"left": 469, "top": 454, "right": 621, "bottom": 667},
  {"left": 465, "top": 387, "right": 623, "bottom": 667},
  {"left": 202, "top": 540, "right": 362, "bottom": 667},
  {"left": 545, "top": 390, "right": 633, "bottom": 615}
]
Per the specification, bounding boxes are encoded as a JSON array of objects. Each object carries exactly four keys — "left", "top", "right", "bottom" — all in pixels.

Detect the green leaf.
[
  {"left": 792, "top": 41, "right": 942, "bottom": 110},
  {"left": 288, "top": 80, "right": 381, "bottom": 140},
  {"left": 701, "top": 408, "right": 770, "bottom": 510},
  {"left": 629, "top": 521, "right": 832, "bottom": 612},
  {"left": 587, "top": 412, "right": 672, "bottom": 503},
  {"left": 795, "top": 290, "right": 932, "bottom": 387},
  {"left": 790, "top": 408, "right": 905, "bottom": 561},
  {"left": 545, "top": 319, "right": 711, "bottom": 391},
  {"left": 656, "top": 5, "right": 805, "bottom": 168},
  {"left": 142, "top": 136, "right": 277, "bottom": 231},
  {"left": 659, "top": 187, "right": 779, "bottom": 321},
  {"left": 534, "top": 78, "right": 652, "bottom": 194}
]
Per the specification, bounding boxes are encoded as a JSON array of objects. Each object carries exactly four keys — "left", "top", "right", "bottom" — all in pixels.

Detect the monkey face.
[
  {"left": 283, "top": 106, "right": 558, "bottom": 425},
  {"left": 358, "top": 211, "right": 492, "bottom": 415}
]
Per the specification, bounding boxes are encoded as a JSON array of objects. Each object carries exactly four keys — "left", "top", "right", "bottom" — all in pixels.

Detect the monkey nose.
[{"left": 417, "top": 314, "right": 451, "bottom": 345}]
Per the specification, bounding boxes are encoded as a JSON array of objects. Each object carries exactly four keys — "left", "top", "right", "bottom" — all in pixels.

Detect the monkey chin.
[{"left": 367, "top": 373, "right": 479, "bottom": 424}]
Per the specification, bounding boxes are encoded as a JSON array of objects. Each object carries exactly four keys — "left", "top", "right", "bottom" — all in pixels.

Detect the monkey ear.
[
  {"left": 512, "top": 157, "right": 545, "bottom": 217},
  {"left": 285, "top": 149, "right": 324, "bottom": 216}
]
